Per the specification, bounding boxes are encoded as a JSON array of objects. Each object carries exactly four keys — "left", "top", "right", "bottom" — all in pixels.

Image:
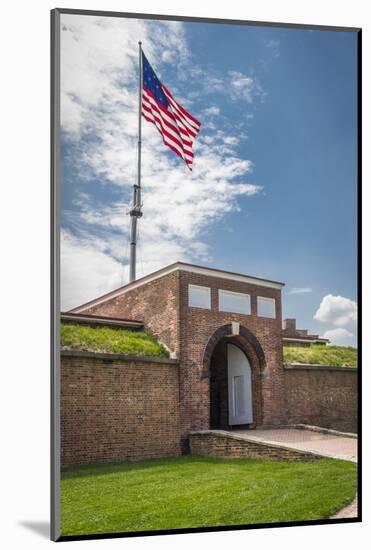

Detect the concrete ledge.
[
  {"left": 189, "top": 430, "right": 323, "bottom": 461},
  {"left": 284, "top": 363, "right": 357, "bottom": 372},
  {"left": 61, "top": 349, "right": 179, "bottom": 364}
]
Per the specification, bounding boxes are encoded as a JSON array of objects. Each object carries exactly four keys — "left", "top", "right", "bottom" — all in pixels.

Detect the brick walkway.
[
  {"left": 231, "top": 428, "right": 357, "bottom": 462},
  {"left": 231, "top": 427, "right": 358, "bottom": 519}
]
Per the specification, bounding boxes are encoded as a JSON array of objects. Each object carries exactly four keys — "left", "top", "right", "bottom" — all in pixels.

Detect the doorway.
[
  {"left": 227, "top": 343, "right": 253, "bottom": 425},
  {"left": 209, "top": 339, "right": 254, "bottom": 429}
]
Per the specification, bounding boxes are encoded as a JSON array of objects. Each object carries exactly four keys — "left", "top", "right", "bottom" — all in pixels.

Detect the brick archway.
[
  {"left": 203, "top": 324, "right": 266, "bottom": 428},
  {"left": 203, "top": 323, "right": 266, "bottom": 373}
]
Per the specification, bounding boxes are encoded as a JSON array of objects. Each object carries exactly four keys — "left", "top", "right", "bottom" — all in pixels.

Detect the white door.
[{"left": 227, "top": 344, "right": 253, "bottom": 425}]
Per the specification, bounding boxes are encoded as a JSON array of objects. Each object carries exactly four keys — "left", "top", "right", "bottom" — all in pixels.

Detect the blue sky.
[{"left": 60, "top": 15, "right": 358, "bottom": 345}]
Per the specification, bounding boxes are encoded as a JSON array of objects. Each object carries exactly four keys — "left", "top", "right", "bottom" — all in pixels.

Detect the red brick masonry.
[
  {"left": 189, "top": 431, "right": 321, "bottom": 461},
  {"left": 61, "top": 352, "right": 357, "bottom": 465},
  {"left": 80, "top": 268, "right": 285, "bottom": 445},
  {"left": 284, "top": 365, "right": 357, "bottom": 433},
  {"left": 61, "top": 351, "right": 181, "bottom": 466},
  {"left": 65, "top": 264, "right": 357, "bottom": 463}
]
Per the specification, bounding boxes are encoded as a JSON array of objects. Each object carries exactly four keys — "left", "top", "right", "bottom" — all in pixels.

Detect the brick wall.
[
  {"left": 284, "top": 365, "right": 358, "bottom": 433},
  {"left": 189, "top": 431, "right": 320, "bottom": 461},
  {"left": 178, "top": 271, "right": 285, "bottom": 444},
  {"left": 77, "top": 268, "right": 285, "bottom": 448},
  {"left": 61, "top": 351, "right": 181, "bottom": 466},
  {"left": 82, "top": 271, "right": 180, "bottom": 357}
]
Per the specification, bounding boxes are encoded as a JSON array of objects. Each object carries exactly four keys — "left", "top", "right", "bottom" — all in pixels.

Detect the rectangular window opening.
[
  {"left": 219, "top": 289, "right": 251, "bottom": 315},
  {"left": 188, "top": 284, "right": 211, "bottom": 309},
  {"left": 257, "top": 296, "right": 276, "bottom": 318}
]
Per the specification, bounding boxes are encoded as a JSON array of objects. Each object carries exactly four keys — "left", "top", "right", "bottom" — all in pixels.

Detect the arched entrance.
[{"left": 204, "top": 324, "right": 265, "bottom": 429}]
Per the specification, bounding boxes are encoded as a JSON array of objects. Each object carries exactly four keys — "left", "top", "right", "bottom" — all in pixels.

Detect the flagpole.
[{"left": 129, "top": 41, "right": 143, "bottom": 282}]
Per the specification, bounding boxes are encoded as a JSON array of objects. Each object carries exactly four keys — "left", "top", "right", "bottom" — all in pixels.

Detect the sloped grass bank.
[
  {"left": 284, "top": 345, "right": 357, "bottom": 367},
  {"left": 61, "top": 323, "right": 169, "bottom": 357},
  {"left": 61, "top": 456, "right": 357, "bottom": 536}
]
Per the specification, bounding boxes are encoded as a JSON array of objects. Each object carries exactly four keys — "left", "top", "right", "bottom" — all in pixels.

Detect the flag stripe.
[
  {"left": 164, "top": 91, "right": 201, "bottom": 134},
  {"left": 142, "top": 109, "right": 193, "bottom": 163},
  {"left": 142, "top": 100, "right": 186, "bottom": 148},
  {"left": 141, "top": 51, "right": 201, "bottom": 170},
  {"left": 162, "top": 85, "right": 201, "bottom": 127},
  {"left": 168, "top": 106, "right": 198, "bottom": 139},
  {"left": 143, "top": 89, "right": 195, "bottom": 160},
  {"left": 142, "top": 104, "right": 193, "bottom": 159},
  {"left": 142, "top": 92, "right": 193, "bottom": 147},
  {"left": 142, "top": 94, "right": 194, "bottom": 154},
  {"left": 143, "top": 89, "right": 196, "bottom": 145}
]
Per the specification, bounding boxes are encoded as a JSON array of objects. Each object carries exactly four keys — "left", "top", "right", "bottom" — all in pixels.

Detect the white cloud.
[
  {"left": 314, "top": 294, "right": 357, "bottom": 327},
  {"left": 61, "top": 16, "right": 189, "bottom": 135},
  {"left": 265, "top": 39, "right": 280, "bottom": 58},
  {"left": 229, "top": 71, "right": 256, "bottom": 102},
  {"left": 202, "top": 71, "right": 264, "bottom": 103},
  {"left": 60, "top": 14, "right": 263, "bottom": 310},
  {"left": 288, "top": 287, "right": 313, "bottom": 295},
  {"left": 229, "top": 71, "right": 265, "bottom": 103},
  {"left": 205, "top": 76, "right": 224, "bottom": 93},
  {"left": 61, "top": 230, "right": 124, "bottom": 311},
  {"left": 203, "top": 105, "right": 220, "bottom": 116},
  {"left": 323, "top": 328, "right": 355, "bottom": 347}
]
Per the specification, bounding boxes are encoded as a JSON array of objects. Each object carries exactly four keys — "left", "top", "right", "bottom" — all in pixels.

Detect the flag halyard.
[{"left": 141, "top": 51, "right": 201, "bottom": 170}]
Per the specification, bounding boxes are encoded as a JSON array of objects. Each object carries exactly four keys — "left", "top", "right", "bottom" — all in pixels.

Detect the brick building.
[
  {"left": 282, "top": 318, "right": 329, "bottom": 347},
  {"left": 70, "top": 262, "right": 286, "bottom": 449}
]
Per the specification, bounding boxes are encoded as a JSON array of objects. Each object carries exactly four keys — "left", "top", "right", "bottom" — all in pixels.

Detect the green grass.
[
  {"left": 60, "top": 456, "right": 357, "bottom": 536},
  {"left": 284, "top": 345, "right": 357, "bottom": 367},
  {"left": 61, "top": 323, "right": 169, "bottom": 357}
]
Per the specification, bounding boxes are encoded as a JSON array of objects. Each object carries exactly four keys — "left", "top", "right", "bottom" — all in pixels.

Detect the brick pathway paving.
[
  {"left": 230, "top": 427, "right": 358, "bottom": 519},
  {"left": 232, "top": 428, "right": 357, "bottom": 462}
]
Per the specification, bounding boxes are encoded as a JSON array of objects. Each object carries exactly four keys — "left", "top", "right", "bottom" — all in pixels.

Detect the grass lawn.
[
  {"left": 283, "top": 345, "right": 357, "bottom": 367},
  {"left": 60, "top": 456, "right": 357, "bottom": 536},
  {"left": 61, "top": 323, "right": 169, "bottom": 357}
]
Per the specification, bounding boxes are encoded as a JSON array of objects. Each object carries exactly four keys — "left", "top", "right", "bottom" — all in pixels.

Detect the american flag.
[{"left": 141, "top": 51, "right": 201, "bottom": 171}]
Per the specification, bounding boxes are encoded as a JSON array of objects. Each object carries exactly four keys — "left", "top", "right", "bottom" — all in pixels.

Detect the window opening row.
[{"left": 188, "top": 284, "right": 276, "bottom": 318}]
